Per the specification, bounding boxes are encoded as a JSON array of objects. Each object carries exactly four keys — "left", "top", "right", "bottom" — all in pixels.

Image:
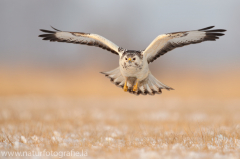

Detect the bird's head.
[{"left": 120, "top": 50, "right": 143, "bottom": 68}]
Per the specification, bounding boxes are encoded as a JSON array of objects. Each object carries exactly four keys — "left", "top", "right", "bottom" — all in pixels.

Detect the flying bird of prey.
[{"left": 39, "top": 26, "right": 226, "bottom": 95}]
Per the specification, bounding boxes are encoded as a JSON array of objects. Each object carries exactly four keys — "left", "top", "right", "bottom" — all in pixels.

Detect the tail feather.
[
  {"left": 101, "top": 67, "right": 173, "bottom": 95},
  {"left": 148, "top": 74, "right": 160, "bottom": 91},
  {"left": 108, "top": 71, "right": 121, "bottom": 79},
  {"left": 147, "top": 78, "right": 160, "bottom": 94},
  {"left": 101, "top": 67, "right": 119, "bottom": 77},
  {"left": 145, "top": 84, "right": 153, "bottom": 94}
]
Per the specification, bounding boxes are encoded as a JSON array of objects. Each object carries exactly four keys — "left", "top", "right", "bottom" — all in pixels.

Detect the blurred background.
[
  {"left": 1, "top": 2, "right": 240, "bottom": 157},
  {"left": 0, "top": 0, "right": 239, "bottom": 99}
]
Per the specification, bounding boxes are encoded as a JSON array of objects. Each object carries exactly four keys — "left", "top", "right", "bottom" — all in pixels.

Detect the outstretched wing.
[
  {"left": 39, "top": 27, "right": 123, "bottom": 55},
  {"left": 143, "top": 26, "right": 226, "bottom": 63}
]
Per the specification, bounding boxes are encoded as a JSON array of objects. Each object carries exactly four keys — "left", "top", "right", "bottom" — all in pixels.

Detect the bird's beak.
[{"left": 128, "top": 58, "right": 132, "bottom": 62}]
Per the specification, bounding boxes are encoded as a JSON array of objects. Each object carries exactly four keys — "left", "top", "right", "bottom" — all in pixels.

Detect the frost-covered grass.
[{"left": 0, "top": 96, "right": 240, "bottom": 159}]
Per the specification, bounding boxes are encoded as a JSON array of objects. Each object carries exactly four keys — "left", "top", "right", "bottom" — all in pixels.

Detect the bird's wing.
[
  {"left": 143, "top": 26, "right": 226, "bottom": 63},
  {"left": 39, "top": 27, "right": 123, "bottom": 55}
]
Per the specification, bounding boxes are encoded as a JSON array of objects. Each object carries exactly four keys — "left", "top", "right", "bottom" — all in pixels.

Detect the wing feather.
[
  {"left": 143, "top": 26, "right": 226, "bottom": 63},
  {"left": 39, "top": 27, "right": 122, "bottom": 55}
]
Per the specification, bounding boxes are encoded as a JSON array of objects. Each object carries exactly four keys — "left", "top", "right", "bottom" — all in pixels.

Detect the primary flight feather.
[{"left": 39, "top": 26, "right": 226, "bottom": 95}]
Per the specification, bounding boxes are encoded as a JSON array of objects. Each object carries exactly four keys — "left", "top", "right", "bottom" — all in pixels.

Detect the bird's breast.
[{"left": 120, "top": 62, "right": 148, "bottom": 80}]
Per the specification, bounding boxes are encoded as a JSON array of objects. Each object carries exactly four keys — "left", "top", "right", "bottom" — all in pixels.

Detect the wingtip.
[
  {"left": 50, "top": 26, "right": 61, "bottom": 31},
  {"left": 198, "top": 26, "right": 215, "bottom": 31},
  {"left": 39, "top": 29, "right": 56, "bottom": 34}
]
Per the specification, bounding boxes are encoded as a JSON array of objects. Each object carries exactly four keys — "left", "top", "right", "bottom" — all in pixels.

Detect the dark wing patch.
[
  {"left": 39, "top": 27, "right": 121, "bottom": 55},
  {"left": 147, "top": 26, "right": 226, "bottom": 63}
]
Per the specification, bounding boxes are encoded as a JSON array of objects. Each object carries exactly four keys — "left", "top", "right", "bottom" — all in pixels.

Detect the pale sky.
[{"left": 0, "top": 0, "right": 239, "bottom": 72}]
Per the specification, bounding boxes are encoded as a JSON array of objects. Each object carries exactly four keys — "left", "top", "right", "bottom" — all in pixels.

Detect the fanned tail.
[
  {"left": 101, "top": 67, "right": 173, "bottom": 95},
  {"left": 101, "top": 67, "right": 125, "bottom": 88}
]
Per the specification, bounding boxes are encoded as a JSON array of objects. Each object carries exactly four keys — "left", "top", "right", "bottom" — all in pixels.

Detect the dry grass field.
[{"left": 0, "top": 68, "right": 240, "bottom": 158}]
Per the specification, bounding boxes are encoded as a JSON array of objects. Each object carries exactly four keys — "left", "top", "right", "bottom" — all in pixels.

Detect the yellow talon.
[
  {"left": 124, "top": 79, "right": 128, "bottom": 92},
  {"left": 124, "top": 86, "right": 128, "bottom": 92},
  {"left": 133, "top": 80, "right": 138, "bottom": 92},
  {"left": 133, "top": 86, "right": 138, "bottom": 91}
]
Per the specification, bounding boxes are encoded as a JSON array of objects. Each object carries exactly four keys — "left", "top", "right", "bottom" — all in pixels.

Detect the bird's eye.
[
  {"left": 133, "top": 58, "right": 136, "bottom": 60},
  {"left": 125, "top": 58, "right": 127, "bottom": 60}
]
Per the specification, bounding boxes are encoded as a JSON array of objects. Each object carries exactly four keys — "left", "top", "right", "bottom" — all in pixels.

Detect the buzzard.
[{"left": 39, "top": 26, "right": 226, "bottom": 95}]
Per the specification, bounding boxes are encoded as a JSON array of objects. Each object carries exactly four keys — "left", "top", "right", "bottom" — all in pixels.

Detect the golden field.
[
  {"left": 0, "top": 67, "right": 239, "bottom": 98},
  {"left": 0, "top": 67, "right": 240, "bottom": 158}
]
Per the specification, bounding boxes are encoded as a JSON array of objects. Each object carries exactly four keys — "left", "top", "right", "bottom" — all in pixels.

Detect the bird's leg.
[
  {"left": 133, "top": 79, "right": 139, "bottom": 92},
  {"left": 124, "top": 77, "right": 128, "bottom": 92}
]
